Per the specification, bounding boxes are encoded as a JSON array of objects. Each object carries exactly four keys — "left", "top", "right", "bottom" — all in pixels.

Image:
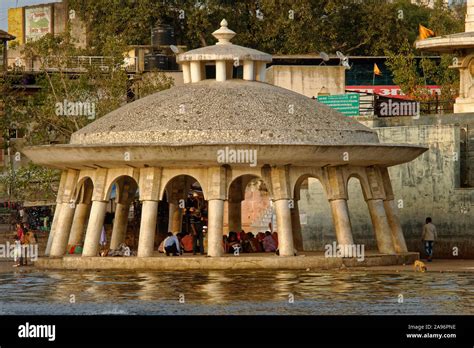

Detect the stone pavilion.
[{"left": 24, "top": 20, "right": 427, "bottom": 265}]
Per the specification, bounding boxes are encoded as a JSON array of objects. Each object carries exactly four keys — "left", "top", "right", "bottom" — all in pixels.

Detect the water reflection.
[{"left": 0, "top": 269, "right": 471, "bottom": 315}]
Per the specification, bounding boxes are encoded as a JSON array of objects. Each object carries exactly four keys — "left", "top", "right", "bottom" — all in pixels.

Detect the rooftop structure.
[{"left": 417, "top": 0, "right": 474, "bottom": 113}]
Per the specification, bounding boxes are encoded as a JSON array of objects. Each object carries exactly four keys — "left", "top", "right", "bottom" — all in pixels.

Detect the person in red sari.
[{"left": 16, "top": 223, "right": 24, "bottom": 241}]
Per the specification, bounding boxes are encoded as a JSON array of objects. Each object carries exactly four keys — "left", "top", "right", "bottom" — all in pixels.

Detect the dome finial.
[{"left": 212, "top": 18, "right": 236, "bottom": 45}]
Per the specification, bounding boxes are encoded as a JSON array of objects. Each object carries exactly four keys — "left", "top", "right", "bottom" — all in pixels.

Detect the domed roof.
[
  {"left": 176, "top": 44, "right": 272, "bottom": 63},
  {"left": 71, "top": 79, "right": 379, "bottom": 146}
]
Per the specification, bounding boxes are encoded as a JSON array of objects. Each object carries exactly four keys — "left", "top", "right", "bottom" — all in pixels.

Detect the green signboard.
[{"left": 317, "top": 94, "right": 360, "bottom": 116}]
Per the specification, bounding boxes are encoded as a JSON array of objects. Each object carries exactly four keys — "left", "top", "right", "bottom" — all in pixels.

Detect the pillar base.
[{"left": 454, "top": 97, "right": 474, "bottom": 113}]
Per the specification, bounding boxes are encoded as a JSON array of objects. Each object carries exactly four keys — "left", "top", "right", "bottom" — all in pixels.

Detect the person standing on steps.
[{"left": 422, "top": 217, "right": 437, "bottom": 262}]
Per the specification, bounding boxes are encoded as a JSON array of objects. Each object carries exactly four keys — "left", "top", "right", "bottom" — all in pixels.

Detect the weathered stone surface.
[
  {"left": 300, "top": 114, "right": 474, "bottom": 258},
  {"left": 177, "top": 43, "right": 272, "bottom": 63},
  {"left": 71, "top": 80, "right": 379, "bottom": 146},
  {"left": 35, "top": 252, "right": 419, "bottom": 271}
]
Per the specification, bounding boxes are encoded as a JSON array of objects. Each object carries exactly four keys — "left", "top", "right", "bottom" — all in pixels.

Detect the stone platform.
[{"left": 35, "top": 252, "right": 419, "bottom": 271}]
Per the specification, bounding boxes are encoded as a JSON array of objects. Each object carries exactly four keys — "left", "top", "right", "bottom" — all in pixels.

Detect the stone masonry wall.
[{"left": 299, "top": 114, "right": 474, "bottom": 258}]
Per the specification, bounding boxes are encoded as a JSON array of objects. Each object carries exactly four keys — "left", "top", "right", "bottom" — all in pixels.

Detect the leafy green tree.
[
  {"left": 68, "top": 0, "right": 464, "bottom": 56},
  {"left": 0, "top": 29, "right": 173, "bottom": 201},
  {"left": 0, "top": 163, "right": 60, "bottom": 202}
]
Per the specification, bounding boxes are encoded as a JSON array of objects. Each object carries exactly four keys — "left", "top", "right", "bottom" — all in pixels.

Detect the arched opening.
[
  {"left": 161, "top": 174, "right": 206, "bottom": 255},
  {"left": 347, "top": 176, "right": 376, "bottom": 250},
  {"left": 225, "top": 174, "right": 272, "bottom": 254},
  {"left": 66, "top": 177, "right": 94, "bottom": 255},
  {"left": 295, "top": 175, "right": 333, "bottom": 252}
]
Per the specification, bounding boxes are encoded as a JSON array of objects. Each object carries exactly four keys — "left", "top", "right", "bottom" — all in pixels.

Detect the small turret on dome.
[
  {"left": 177, "top": 19, "right": 272, "bottom": 83},
  {"left": 212, "top": 19, "right": 236, "bottom": 45}
]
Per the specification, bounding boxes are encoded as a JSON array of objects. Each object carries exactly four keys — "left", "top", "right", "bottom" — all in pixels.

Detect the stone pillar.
[
  {"left": 365, "top": 166, "right": 396, "bottom": 255},
  {"left": 182, "top": 62, "right": 191, "bottom": 84},
  {"left": 326, "top": 166, "right": 356, "bottom": 256},
  {"left": 227, "top": 200, "right": 241, "bottom": 232},
  {"left": 110, "top": 202, "right": 129, "bottom": 250},
  {"left": 137, "top": 200, "right": 159, "bottom": 257},
  {"left": 269, "top": 166, "right": 295, "bottom": 256},
  {"left": 256, "top": 61, "right": 267, "bottom": 82},
  {"left": 380, "top": 167, "right": 407, "bottom": 253},
  {"left": 48, "top": 169, "right": 78, "bottom": 257},
  {"left": 137, "top": 167, "right": 162, "bottom": 257},
  {"left": 384, "top": 200, "right": 407, "bottom": 253},
  {"left": 290, "top": 200, "right": 304, "bottom": 251},
  {"left": 216, "top": 60, "right": 227, "bottom": 82},
  {"left": 168, "top": 202, "right": 182, "bottom": 233},
  {"left": 329, "top": 199, "right": 355, "bottom": 248},
  {"left": 367, "top": 199, "right": 396, "bottom": 254},
  {"left": 274, "top": 199, "right": 294, "bottom": 256},
  {"left": 190, "top": 61, "right": 202, "bottom": 83},
  {"left": 208, "top": 199, "right": 225, "bottom": 257},
  {"left": 49, "top": 202, "right": 76, "bottom": 257},
  {"left": 82, "top": 200, "right": 107, "bottom": 257},
  {"left": 207, "top": 166, "right": 227, "bottom": 257},
  {"left": 45, "top": 202, "right": 62, "bottom": 256},
  {"left": 243, "top": 60, "right": 254, "bottom": 81},
  {"left": 68, "top": 203, "right": 91, "bottom": 246},
  {"left": 45, "top": 170, "right": 69, "bottom": 256}
]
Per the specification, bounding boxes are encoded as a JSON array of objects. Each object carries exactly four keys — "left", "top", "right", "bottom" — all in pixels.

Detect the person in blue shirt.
[{"left": 163, "top": 232, "right": 181, "bottom": 256}]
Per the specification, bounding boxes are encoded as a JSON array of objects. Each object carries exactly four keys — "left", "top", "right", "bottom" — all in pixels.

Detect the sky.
[{"left": 0, "top": 0, "right": 61, "bottom": 31}]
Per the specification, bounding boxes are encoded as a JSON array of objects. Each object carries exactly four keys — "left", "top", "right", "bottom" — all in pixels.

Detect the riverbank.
[
  {"left": 351, "top": 259, "right": 474, "bottom": 273},
  {"left": 0, "top": 260, "right": 36, "bottom": 273},
  {"left": 3, "top": 258, "right": 474, "bottom": 273},
  {"left": 35, "top": 251, "right": 419, "bottom": 270}
]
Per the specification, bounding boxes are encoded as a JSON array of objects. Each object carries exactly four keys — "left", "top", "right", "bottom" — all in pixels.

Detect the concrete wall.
[
  {"left": 7, "top": 2, "right": 87, "bottom": 50},
  {"left": 299, "top": 114, "right": 474, "bottom": 258},
  {"left": 266, "top": 65, "right": 345, "bottom": 97},
  {"left": 7, "top": 8, "right": 24, "bottom": 45},
  {"left": 53, "top": 2, "right": 68, "bottom": 38}
]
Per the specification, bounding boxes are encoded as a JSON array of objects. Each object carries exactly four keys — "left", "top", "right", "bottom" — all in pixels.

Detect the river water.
[{"left": 0, "top": 269, "right": 472, "bottom": 315}]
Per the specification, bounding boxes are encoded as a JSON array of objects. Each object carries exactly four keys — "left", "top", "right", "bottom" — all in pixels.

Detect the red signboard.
[{"left": 346, "top": 85, "right": 441, "bottom": 99}]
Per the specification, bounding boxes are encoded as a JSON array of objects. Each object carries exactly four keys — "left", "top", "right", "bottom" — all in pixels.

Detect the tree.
[
  {"left": 0, "top": 162, "right": 60, "bottom": 203},
  {"left": 385, "top": 40, "right": 426, "bottom": 98},
  {"left": 67, "top": 0, "right": 464, "bottom": 56},
  {"left": 5, "top": 31, "right": 173, "bottom": 146},
  {"left": 0, "top": 29, "right": 173, "bottom": 201},
  {"left": 385, "top": 0, "right": 463, "bottom": 101}
]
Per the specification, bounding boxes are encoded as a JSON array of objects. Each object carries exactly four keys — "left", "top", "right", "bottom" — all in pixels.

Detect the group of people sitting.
[
  {"left": 159, "top": 229, "right": 279, "bottom": 256},
  {"left": 224, "top": 230, "right": 278, "bottom": 254}
]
